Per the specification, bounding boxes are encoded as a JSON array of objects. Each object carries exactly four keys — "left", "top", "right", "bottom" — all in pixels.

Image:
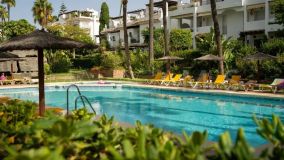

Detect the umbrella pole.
[
  {"left": 38, "top": 49, "right": 45, "bottom": 116},
  {"left": 257, "top": 60, "right": 260, "bottom": 82},
  {"left": 10, "top": 61, "right": 14, "bottom": 79}
]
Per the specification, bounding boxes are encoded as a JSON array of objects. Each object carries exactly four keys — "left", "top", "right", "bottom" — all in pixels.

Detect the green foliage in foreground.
[{"left": 0, "top": 99, "right": 284, "bottom": 160}]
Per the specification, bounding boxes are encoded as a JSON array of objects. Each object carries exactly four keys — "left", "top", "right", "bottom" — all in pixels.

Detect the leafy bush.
[
  {"left": 142, "top": 28, "right": 165, "bottom": 57},
  {"left": 72, "top": 54, "right": 102, "bottom": 69},
  {"left": 171, "top": 50, "right": 207, "bottom": 76},
  {"left": 101, "top": 52, "right": 123, "bottom": 69},
  {"left": 262, "top": 38, "right": 284, "bottom": 56},
  {"left": 130, "top": 49, "right": 150, "bottom": 76},
  {"left": 170, "top": 29, "right": 192, "bottom": 51},
  {"left": 44, "top": 63, "right": 51, "bottom": 75},
  {"left": 50, "top": 51, "right": 72, "bottom": 73}
]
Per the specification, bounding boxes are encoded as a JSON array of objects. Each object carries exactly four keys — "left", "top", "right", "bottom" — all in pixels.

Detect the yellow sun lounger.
[
  {"left": 226, "top": 75, "right": 241, "bottom": 90},
  {"left": 147, "top": 72, "right": 163, "bottom": 84},
  {"left": 192, "top": 73, "right": 210, "bottom": 88},
  {"left": 207, "top": 75, "right": 226, "bottom": 89},
  {"left": 163, "top": 74, "right": 183, "bottom": 86},
  {"left": 155, "top": 73, "right": 173, "bottom": 85},
  {"left": 0, "top": 79, "right": 15, "bottom": 85},
  {"left": 179, "top": 75, "right": 194, "bottom": 87}
]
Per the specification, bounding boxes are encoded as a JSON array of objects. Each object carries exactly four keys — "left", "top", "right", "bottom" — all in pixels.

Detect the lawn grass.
[{"left": 45, "top": 70, "right": 148, "bottom": 83}]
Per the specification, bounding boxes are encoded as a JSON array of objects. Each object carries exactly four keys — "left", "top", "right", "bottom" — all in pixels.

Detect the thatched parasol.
[
  {"left": 0, "top": 30, "right": 97, "bottom": 116},
  {"left": 194, "top": 54, "right": 223, "bottom": 61},
  {"left": 244, "top": 52, "right": 277, "bottom": 61},
  {"left": 157, "top": 56, "right": 183, "bottom": 73},
  {"left": 157, "top": 56, "right": 184, "bottom": 62},
  {"left": 244, "top": 52, "right": 277, "bottom": 81}
]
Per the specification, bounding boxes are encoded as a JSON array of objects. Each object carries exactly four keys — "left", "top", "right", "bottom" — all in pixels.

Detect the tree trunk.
[
  {"left": 7, "top": 5, "right": 10, "bottom": 22},
  {"left": 123, "top": 1, "right": 135, "bottom": 79},
  {"left": 163, "top": 0, "right": 170, "bottom": 73},
  {"left": 38, "top": 49, "right": 45, "bottom": 116},
  {"left": 210, "top": 0, "right": 224, "bottom": 75},
  {"left": 149, "top": 0, "right": 154, "bottom": 72}
]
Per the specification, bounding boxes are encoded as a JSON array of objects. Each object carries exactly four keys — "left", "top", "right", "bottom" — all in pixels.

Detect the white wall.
[{"left": 226, "top": 11, "right": 244, "bottom": 38}]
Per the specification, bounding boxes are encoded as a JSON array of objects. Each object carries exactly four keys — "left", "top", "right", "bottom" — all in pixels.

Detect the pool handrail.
[
  {"left": 75, "top": 95, "right": 96, "bottom": 113},
  {"left": 66, "top": 84, "right": 86, "bottom": 115}
]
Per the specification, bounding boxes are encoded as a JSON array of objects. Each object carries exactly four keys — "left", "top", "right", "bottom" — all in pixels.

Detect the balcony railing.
[{"left": 197, "top": 26, "right": 211, "bottom": 33}]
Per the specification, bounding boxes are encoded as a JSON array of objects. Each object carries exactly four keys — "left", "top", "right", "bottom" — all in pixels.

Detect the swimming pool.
[{"left": 1, "top": 85, "right": 283, "bottom": 146}]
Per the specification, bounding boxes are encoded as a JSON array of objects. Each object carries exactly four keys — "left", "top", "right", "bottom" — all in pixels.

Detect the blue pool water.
[{"left": 1, "top": 85, "right": 284, "bottom": 146}]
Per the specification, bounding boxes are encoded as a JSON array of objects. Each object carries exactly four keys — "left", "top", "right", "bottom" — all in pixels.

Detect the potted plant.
[{"left": 99, "top": 52, "right": 125, "bottom": 78}]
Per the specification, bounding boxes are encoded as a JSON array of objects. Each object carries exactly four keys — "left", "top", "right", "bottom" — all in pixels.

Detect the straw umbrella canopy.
[
  {"left": 157, "top": 56, "right": 184, "bottom": 73},
  {"left": 0, "top": 52, "right": 24, "bottom": 75},
  {"left": 244, "top": 52, "right": 277, "bottom": 81},
  {"left": 157, "top": 56, "right": 184, "bottom": 62},
  {"left": 194, "top": 54, "right": 223, "bottom": 75},
  {"left": 0, "top": 30, "right": 97, "bottom": 116},
  {"left": 194, "top": 54, "right": 223, "bottom": 61}
]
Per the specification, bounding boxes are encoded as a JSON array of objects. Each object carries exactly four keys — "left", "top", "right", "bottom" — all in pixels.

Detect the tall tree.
[
  {"left": 210, "top": 0, "right": 224, "bottom": 74},
  {"left": 149, "top": 0, "right": 154, "bottom": 70},
  {"left": 162, "top": 0, "right": 170, "bottom": 72},
  {"left": 32, "top": 0, "right": 53, "bottom": 29},
  {"left": 99, "top": 2, "right": 110, "bottom": 47},
  {"left": 1, "top": 0, "right": 15, "bottom": 22},
  {"left": 0, "top": 5, "right": 8, "bottom": 22},
  {"left": 99, "top": 2, "right": 110, "bottom": 32},
  {"left": 271, "top": 0, "right": 284, "bottom": 26},
  {"left": 59, "top": 2, "right": 67, "bottom": 15},
  {"left": 122, "top": 0, "right": 135, "bottom": 79}
]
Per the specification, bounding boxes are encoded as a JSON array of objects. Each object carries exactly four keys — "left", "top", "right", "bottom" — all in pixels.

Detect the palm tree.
[
  {"left": 121, "top": 0, "right": 135, "bottom": 79},
  {"left": 149, "top": 0, "right": 154, "bottom": 70},
  {"left": 209, "top": 0, "right": 224, "bottom": 74},
  {"left": 32, "top": 0, "right": 53, "bottom": 29},
  {"left": 1, "top": 0, "right": 15, "bottom": 22},
  {"left": 0, "top": 5, "right": 8, "bottom": 22},
  {"left": 162, "top": 0, "right": 170, "bottom": 72}
]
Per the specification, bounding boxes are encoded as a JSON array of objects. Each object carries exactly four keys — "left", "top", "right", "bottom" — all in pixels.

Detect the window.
[
  {"left": 247, "top": 7, "right": 265, "bottom": 22},
  {"left": 129, "top": 32, "right": 133, "bottom": 38},
  {"left": 110, "top": 36, "right": 116, "bottom": 41}
]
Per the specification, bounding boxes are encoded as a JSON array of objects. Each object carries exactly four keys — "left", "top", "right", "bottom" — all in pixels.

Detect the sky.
[{"left": 10, "top": 0, "right": 148, "bottom": 27}]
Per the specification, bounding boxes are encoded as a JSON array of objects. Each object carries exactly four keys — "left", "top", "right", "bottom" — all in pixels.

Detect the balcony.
[
  {"left": 246, "top": 0, "right": 266, "bottom": 6},
  {"left": 197, "top": 26, "right": 211, "bottom": 33},
  {"left": 245, "top": 20, "right": 265, "bottom": 31}
]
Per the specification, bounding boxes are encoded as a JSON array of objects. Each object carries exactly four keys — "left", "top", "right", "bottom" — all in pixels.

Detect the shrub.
[
  {"left": 170, "top": 50, "right": 204, "bottom": 76},
  {"left": 101, "top": 52, "right": 123, "bottom": 69},
  {"left": 50, "top": 51, "right": 72, "bottom": 73},
  {"left": 72, "top": 54, "right": 102, "bottom": 69},
  {"left": 142, "top": 28, "right": 165, "bottom": 57},
  {"left": 44, "top": 63, "right": 51, "bottom": 75},
  {"left": 170, "top": 29, "right": 192, "bottom": 51},
  {"left": 262, "top": 38, "right": 284, "bottom": 56}
]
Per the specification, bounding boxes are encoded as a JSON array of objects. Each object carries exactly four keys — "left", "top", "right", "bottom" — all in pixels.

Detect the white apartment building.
[
  {"left": 170, "top": 0, "right": 283, "bottom": 48},
  {"left": 101, "top": 9, "right": 164, "bottom": 48},
  {"left": 102, "top": 0, "right": 283, "bottom": 49},
  {"left": 56, "top": 8, "right": 100, "bottom": 43}
]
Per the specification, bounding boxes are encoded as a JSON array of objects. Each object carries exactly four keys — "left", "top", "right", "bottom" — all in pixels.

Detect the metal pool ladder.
[{"left": 66, "top": 84, "right": 95, "bottom": 115}]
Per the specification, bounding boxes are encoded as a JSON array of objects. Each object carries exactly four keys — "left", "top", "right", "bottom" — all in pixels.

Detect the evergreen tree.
[
  {"left": 59, "top": 2, "right": 67, "bottom": 15},
  {"left": 99, "top": 2, "right": 109, "bottom": 32}
]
